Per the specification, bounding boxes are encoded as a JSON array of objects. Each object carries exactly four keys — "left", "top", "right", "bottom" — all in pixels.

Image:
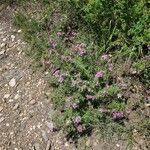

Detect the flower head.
[
  {"left": 112, "top": 111, "right": 125, "bottom": 120},
  {"left": 73, "top": 116, "right": 81, "bottom": 124},
  {"left": 108, "top": 63, "right": 113, "bottom": 71},
  {"left": 76, "top": 125, "right": 85, "bottom": 133},
  {"left": 101, "top": 54, "right": 109, "bottom": 61},
  {"left": 95, "top": 71, "right": 103, "bottom": 78},
  {"left": 57, "top": 31, "right": 64, "bottom": 37}
]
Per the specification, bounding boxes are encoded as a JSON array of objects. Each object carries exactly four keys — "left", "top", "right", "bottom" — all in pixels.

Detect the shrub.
[{"left": 68, "top": 0, "right": 150, "bottom": 56}]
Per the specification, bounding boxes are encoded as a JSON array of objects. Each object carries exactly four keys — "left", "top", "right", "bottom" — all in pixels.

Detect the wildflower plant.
[{"left": 14, "top": 0, "right": 150, "bottom": 145}]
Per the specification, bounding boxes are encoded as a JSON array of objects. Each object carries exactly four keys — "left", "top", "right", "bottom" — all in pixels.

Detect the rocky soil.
[{"left": 0, "top": 5, "right": 75, "bottom": 150}]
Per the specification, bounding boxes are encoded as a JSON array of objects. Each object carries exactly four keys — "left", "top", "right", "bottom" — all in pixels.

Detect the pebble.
[
  {"left": 46, "top": 140, "right": 51, "bottom": 150},
  {"left": 41, "top": 130, "right": 48, "bottom": 141},
  {"left": 11, "top": 35, "right": 15, "bottom": 39},
  {"left": 13, "top": 103, "right": 19, "bottom": 110},
  {"left": 65, "top": 142, "right": 69, "bottom": 147},
  {"left": 14, "top": 94, "right": 20, "bottom": 100},
  {"left": 2, "top": 38, "right": 6, "bottom": 42},
  {"left": 9, "top": 78, "right": 16, "bottom": 87},
  {"left": 30, "top": 100, "right": 36, "bottom": 105},
  {"left": 18, "top": 30, "right": 22, "bottom": 33},
  {"left": 0, "top": 117, "right": 5, "bottom": 123},
  {"left": 4, "top": 94, "right": 10, "bottom": 99},
  {"left": 116, "top": 144, "right": 120, "bottom": 147},
  {"left": 9, "top": 99, "right": 14, "bottom": 102},
  {"left": 46, "top": 122, "right": 54, "bottom": 132},
  {"left": 0, "top": 49, "right": 5, "bottom": 55},
  {"left": 0, "top": 106, "right": 3, "bottom": 112},
  {"left": 0, "top": 43, "right": 5, "bottom": 48},
  {"left": 34, "top": 143, "right": 40, "bottom": 150}
]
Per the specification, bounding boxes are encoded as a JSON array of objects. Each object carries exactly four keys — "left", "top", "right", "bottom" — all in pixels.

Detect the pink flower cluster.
[
  {"left": 112, "top": 111, "right": 125, "bottom": 120},
  {"left": 108, "top": 63, "right": 113, "bottom": 71},
  {"left": 57, "top": 31, "right": 64, "bottom": 37},
  {"left": 73, "top": 116, "right": 81, "bottom": 124},
  {"left": 73, "top": 116, "right": 86, "bottom": 133},
  {"left": 73, "top": 43, "right": 87, "bottom": 56},
  {"left": 76, "top": 125, "right": 86, "bottom": 133},
  {"left": 95, "top": 71, "right": 103, "bottom": 78},
  {"left": 86, "top": 95, "right": 96, "bottom": 101},
  {"left": 53, "top": 70, "right": 64, "bottom": 83}
]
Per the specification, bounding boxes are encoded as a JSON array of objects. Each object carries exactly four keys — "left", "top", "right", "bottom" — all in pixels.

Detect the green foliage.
[
  {"left": 69, "top": 0, "right": 150, "bottom": 56},
  {"left": 14, "top": 0, "right": 150, "bottom": 145}
]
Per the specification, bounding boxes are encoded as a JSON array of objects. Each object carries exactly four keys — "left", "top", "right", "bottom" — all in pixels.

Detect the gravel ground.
[{"left": 0, "top": 5, "right": 75, "bottom": 150}]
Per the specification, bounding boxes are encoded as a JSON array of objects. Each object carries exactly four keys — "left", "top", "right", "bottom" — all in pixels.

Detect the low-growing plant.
[{"left": 14, "top": 0, "right": 150, "bottom": 147}]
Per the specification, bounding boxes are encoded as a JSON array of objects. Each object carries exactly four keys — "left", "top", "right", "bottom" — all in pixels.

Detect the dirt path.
[
  {"left": 0, "top": 6, "right": 54, "bottom": 150},
  {"left": 0, "top": 5, "right": 75, "bottom": 150}
]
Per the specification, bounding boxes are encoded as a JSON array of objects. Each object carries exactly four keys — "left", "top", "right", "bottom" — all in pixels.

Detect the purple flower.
[
  {"left": 112, "top": 111, "right": 125, "bottom": 120},
  {"left": 53, "top": 70, "right": 60, "bottom": 78},
  {"left": 146, "top": 90, "right": 150, "bottom": 95},
  {"left": 95, "top": 71, "right": 103, "bottom": 78},
  {"left": 57, "top": 31, "right": 64, "bottom": 36},
  {"left": 86, "top": 95, "right": 96, "bottom": 101},
  {"left": 73, "top": 43, "right": 87, "bottom": 56},
  {"left": 53, "top": 70, "right": 65, "bottom": 83},
  {"left": 101, "top": 54, "right": 109, "bottom": 61},
  {"left": 77, "top": 125, "right": 85, "bottom": 133},
  {"left": 108, "top": 63, "right": 113, "bottom": 71},
  {"left": 73, "top": 116, "right": 81, "bottom": 124},
  {"left": 58, "top": 75, "right": 64, "bottom": 83}
]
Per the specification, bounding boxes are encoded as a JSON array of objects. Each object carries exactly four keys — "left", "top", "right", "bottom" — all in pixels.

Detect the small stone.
[
  {"left": 0, "top": 43, "right": 5, "bottom": 48},
  {"left": 64, "top": 142, "right": 69, "bottom": 147},
  {"left": 41, "top": 130, "right": 48, "bottom": 141},
  {"left": 9, "top": 99, "right": 14, "bottom": 102},
  {"left": 46, "top": 122, "right": 54, "bottom": 132},
  {"left": 46, "top": 140, "right": 51, "bottom": 150},
  {"left": 0, "top": 117, "right": 4, "bottom": 123},
  {"left": 2, "top": 38, "right": 6, "bottom": 42},
  {"left": 13, "top": 103, "right": 19, "bottom": 110},
  {"left": 86, "top": 139, "right": 91, "bottom": 146},
  {"left": 145, "top": 103, "right": 150, "bottom": 107},
  {"left": 34, "top": 143, "right": 40, "bottom": 150},
  {"left": 11, "top": 35, "right": 15, "bottom": 39},
  {"left": 0, "top": 106, "right": 3, "bottom": 112},
  {"left": 14, "top": 94, "right": 20, "bottom": 100},
  {"left": 6, "top": 123, "right": 9, "bottom": 126},
  {"left": 9, "top": 78, "right": 16, "bottom": 87},
  {"left": 18, "top": 30, "right": 22, "bottom": 33},
  {"left": 116, "top": 144, "right": 120, "bottom": 147},
  {"left": 0, "top": 50, "right": 5, "bottom": 55},
  {"left": 30, "top": 100, "right": 36, "bottom": 105},
  {"left": 4, "top": 94, "right": 10, "bottom": 99}
]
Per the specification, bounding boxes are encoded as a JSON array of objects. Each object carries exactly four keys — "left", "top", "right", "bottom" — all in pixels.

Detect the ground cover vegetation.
[{"left": 2, "top": 0, "right": 150, "bottom": 148}]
